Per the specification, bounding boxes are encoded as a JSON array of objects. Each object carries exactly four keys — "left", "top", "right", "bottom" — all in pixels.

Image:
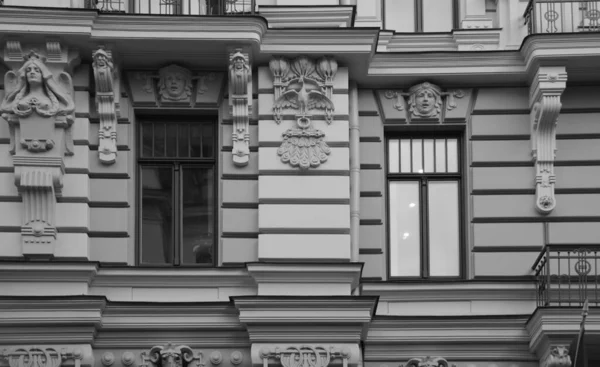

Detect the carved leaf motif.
[
  {"left": 290, "top": 56, "right": 316, "bottom": 78},
  {"left": 277, "top": 129, "right": 331, "bottom": 169}
]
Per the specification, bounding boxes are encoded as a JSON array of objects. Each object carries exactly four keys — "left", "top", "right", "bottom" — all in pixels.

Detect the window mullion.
[
  {"left": 421, "top": 177, "right": 429, "bottom": 278},
  {"left": 173, "top": 163, "right": 181, "bottom": 266}
]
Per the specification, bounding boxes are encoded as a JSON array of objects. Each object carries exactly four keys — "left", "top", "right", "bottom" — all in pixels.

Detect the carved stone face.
[
  {"left": 233, "top": 56, "right": 245, "bottom": 71},
  {"left": 165, "top": 72, "right": 185, "bottom": 97},
  {"left": 26, "top": 64, "right": 42, "bottom": 85},
  {"left": 415, "top": 89, "right": 435, "bottom": 115},
  {"left": 95, "top": 54, "right": 108, "bottom": 68}
]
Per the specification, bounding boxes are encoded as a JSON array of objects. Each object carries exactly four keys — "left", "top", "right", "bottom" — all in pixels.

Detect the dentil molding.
[
  {"left": 228, "top": 48, "right": 252, "bottom": 167},
  {"left": 92, "top": 46, "right": 120, "bottom": 165},
  {"left": 529, "top": 66, "right": 567, "bottom": 214}
]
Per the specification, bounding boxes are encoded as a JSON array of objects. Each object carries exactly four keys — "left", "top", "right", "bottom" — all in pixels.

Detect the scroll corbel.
[
  {"left": 228, "top": 49, "right": 252, "bottom": 167},
  {"left": 529, "top": 66, "right": 567, "bottom": 214},
  {"left": 92, "top": 46, "right": 120, "bottom": 165}
]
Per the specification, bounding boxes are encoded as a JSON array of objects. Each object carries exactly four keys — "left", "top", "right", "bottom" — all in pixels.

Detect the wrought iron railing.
[
  {"left": 524, "top": 0, "right": 600, "bottom": 34},
  {"left": 533, "top": 245, "right": 600, "bottom": 307},
  {"left": 85, "top": 0, "right": 255, "bottom": 15}
]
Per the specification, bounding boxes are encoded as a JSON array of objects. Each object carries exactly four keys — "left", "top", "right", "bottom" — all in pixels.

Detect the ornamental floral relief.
[
  {"left": 384, "top": 82, "right": 464, "bottom": 122},
  {"left": 269, "top": 55, "right": 337, "bottom": 169}
]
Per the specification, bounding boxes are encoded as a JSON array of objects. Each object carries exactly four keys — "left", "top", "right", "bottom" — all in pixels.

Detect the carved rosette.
[
  {"left": 259, "top": 346, "right": 350, "bottom": 367},
  {"left": 93, "top": 46, "right": 120, "bottom": 165},
  {"left": 0, "top": 41, "right": 78, "bottom": 256},
  {"left": 229, "top": 49, "right": 252, "bottom": 167},
  {"left": 141, "top": 344, "right": 204, "bottom": 367},
  {"left": 545, "top": 346, "right": 571, "bottom": 367},
  {"left": 269, "top": 56, "right": 337, "bottom": 169},
  {"left": 530, "top": 67, "right": 567, "bottom": 214},
  {"left": 384, "top": 82, "right": 464, "bottom": 122}
]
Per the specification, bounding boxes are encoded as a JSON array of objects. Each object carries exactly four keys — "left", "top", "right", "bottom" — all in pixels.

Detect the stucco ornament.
[
  {"left": 260, "top": 346, "right": 350, "bottom": 367},
  {"left": 530, "top": 66, "right": 567, "bottom": 214},
  {"left": 270, "top": 56, "right": 336, "bottom": 169},
  {"left": 141, "top": 344, "right": 204, "bottom": 367},
  {"left": 384, "top": 82, "right": 464, "bottom": 122},
  {"left": 545, "top": 346, "right": 571, "bottom": 367},
  {"left": 1, "top": 347, "right": 85, "bottom": 367},
  {"left": 0, "top": 41, "right": 79, "bottom": 257},
  {"left": 158, "top": 64, "right": 193, "bottom": 102},
  {"left": 92, "top": 46, "right": 120, "bottom": 165},
  {"left": 404, "top": 356, "right": 453, "bottom": 367},
  {"left": 228, "top": 49, "right": 252, "bottom": 167}
]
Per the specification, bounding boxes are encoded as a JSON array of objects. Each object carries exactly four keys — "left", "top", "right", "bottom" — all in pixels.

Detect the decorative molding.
[
  {"left": 92, "top": 46, "right": 120, "bottom": 165},
  {"left": 122, "top": 352, "right": 137, "bottom": 367},
  {"left": 209, "top": 352, "right": 222, "bottom": 366},
  {"left": 545, "top": 346, "right": 571, "bottom": 367},
  {"left": 229, "top": 352, "right": 243, "bottom": 366},
  {"left": 229, "top": 49, "right": 252, "bottom": 167},
  {"left": 270, "top": 55, "right": 337, "bottom": 169},
  {"left": 140, "top": 344, "right": 204, "bottom": 367},
  {"left": 0, "top": 40, "right": 79, "bottom": 257},
  {"left": 101, "top": 353, "right": 116, "bottom": 367},
  {"left": 0, "top": 347, "right": 85, "bottom": 367},
  {"left": 529, "top": 66, "right": 567, "bottom": 214},
  {"left": 384, "top": 82, "right": 464, "bottom": 122},
  {"left": 258, "top": 346, "right": 350, "bottom": 367},
  {"left": 401, "top": 357, "right": 454, "bottom": 367}
]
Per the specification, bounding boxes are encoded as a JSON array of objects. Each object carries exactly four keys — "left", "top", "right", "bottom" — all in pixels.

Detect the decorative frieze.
[
  {"left": 229, "top": 49, "right": 252, "bottom": 167},
  {"left": 401, "top": 357, "right": 454, "bottom": 367},
  {"left": 0, "top": 41, "right": 78, "bottom": 256},
  {"left": 0, "top": 347, "right": 85, "bottom": 367},
  {"left": 140, "top": 344, "right": 204, "bottom": 367},
  {"left": 92, "top": 46, "right": 120, "bottom": 165},
  {"left": 259, "top": 346, "right": 350, "bottom": 367},
  {"left": 384, "top": 82, "right": 464, "bottom": 123},
  {"left": 529, "top": 66, "right": 567, "bottom": 214},
  {"left": 545, "top": 346, "right": 571, "bottom": 367},
  {"left": 269, "top": 56, "right": 337, "bottom": 169}
]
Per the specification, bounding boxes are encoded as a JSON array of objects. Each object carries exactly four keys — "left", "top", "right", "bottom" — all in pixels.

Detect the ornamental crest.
[
  {"left": 384, "top": 82, "right": 464, "bottom": 122},
  {"left": 270, "top": 55, "right": 337, "bottom": 169},
  {"left": 141, "top": 344, "right": 204, "bottom": 367}
]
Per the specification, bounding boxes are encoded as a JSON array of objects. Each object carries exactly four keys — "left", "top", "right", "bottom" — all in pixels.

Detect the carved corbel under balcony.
[
  {"left": 140, "top": 343, "right": 204, "bottom": 367},
  {"left": 530, "top": 66, "right": 567, "bottom": 214},
  {"left": 545, "top": 346, "right": 571, "bottom": 367},
  {"left": 229, "top": 49, "right": 252, "bottom": 167},
  {"left": 93, "top": 46, "right": 120, "bottom": 165},
  {"left": 0, "top": 40, "right": 79, "bottom": 256}
]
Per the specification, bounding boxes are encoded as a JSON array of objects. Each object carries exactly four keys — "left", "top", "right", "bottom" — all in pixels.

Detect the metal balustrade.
[
  {"left": 533, "top": 245, "right": 600, "bottom": 307},
  {"left": 525, "top": 0, "right": 600, "bottom": 34},
  {"left": 86, "top": 0, "right": 255, "bottom": 15}
]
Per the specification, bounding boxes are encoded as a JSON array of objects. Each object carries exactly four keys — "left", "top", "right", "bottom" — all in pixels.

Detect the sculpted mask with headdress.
[
  {"left": 407, "top": 82, "right": 443, "bottom": 118},
  {"left": 158, "top": 64, "right": 192, "bottom": 102}
]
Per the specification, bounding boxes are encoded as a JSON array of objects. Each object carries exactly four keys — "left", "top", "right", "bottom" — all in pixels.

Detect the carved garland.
[
  {"left": 259, "top": 346, "right": 350, "bottom": 367},
  {"left": 92, "top": 46, "right": 120, "bottom": 165},
  {"left": 384, "top": 82, "right": 464, "bottom": 122},
  {"left": 270, "top": 56, "right": 337, "bottom": 169},
  {"left": 229, "top": 49, "right": 252, "bottom": 167},
  {"left": 530, "top": 66, "right": 567, "bottom": 214}
]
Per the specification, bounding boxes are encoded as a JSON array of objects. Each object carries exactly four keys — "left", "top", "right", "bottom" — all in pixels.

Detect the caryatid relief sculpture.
[
  {"left": 0, "top": 43, "right": 78, "bottom": 255},
  {"left": 384, "top": 82, "right": 464, "bottom": 122},
  {"left": 228, "top": 49, "right": 252, "bottom": 166},
  {"left": 158, "top": 64, "right": 193, "bottom": 103},
  {"left": 141, "top": 344, "right": 204, "bottom": 367},
  {"left": 92, "top": 46, "right": 120, "bottom": 165},
  {"left": 270, "top": 56, "right": 337, "bottom": 169}
]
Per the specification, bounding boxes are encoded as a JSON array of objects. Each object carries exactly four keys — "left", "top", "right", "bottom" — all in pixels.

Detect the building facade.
[{"left": 0, "top": 0, "right": 598, "bottom": 366}]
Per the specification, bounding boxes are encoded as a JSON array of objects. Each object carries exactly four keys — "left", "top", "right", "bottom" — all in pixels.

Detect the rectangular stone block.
[
  {"left": 131, "top": 287, "right": 219, "bottom": 302},
  {"left": 359, "top": 224, "right": 384, "bottom": 250},
  {"left": 561, "top": 86, "right": 600, "bottom": 110},
  {"left": 0, "top": 145, "right": 11, "bottom": 169},
  {"left": 90, "top": 178, "right": 129, "bottom": 203},
  {"left": 221, "top": 238, "right": 258, "bottom": 264},
  {"left": 259, "top": 204, "right": 350, "bottom": 229},
  {"left": 74, "top": 90, "right": 90, "bottom": 115},
  {"left": 360, "top": 196, "right": 383, "bottom": 220},
  {"left": 222, "top": 152, "right": 258, "bottom": 176},
  {"left": 358, "top": 89, "right": 379, "bottom": 113},
  {"left": 54, "top": 233, "right": 89, "bottom": 259},
  {"left": 0, "top": 172, "right": 18, "bottom": 197},
  {"left": 89, "top": 150, "right": 129, "bottom": 176},
  {"left": 89, "top": 207, "right": 128, "bottom": 233},
  {"left": 222, "top": 179, "right": 258, "bottom": 204},
  {"left": 222, "top": 208, "right": 258, "bottom": 233},
  {"left": 64, "top": 146, "right": 90, "bottom": 171},
  {"left": 0, "top": 232, "right": 21, "bottom": 257},
  {"left": 473, "top": 223, "right": 544, "bottom": 248},
  {"left": 473, "top": 252, "right": 538, "bottom": 276},
  {"left": 57, "top": 203, "right": 89, "bottom": 229},
  {"left": 472, "top": 167, "right": 534, "bottom": 190},
  {"left": 360, "top": 169, "right": 384, "bottom": 193},
  {"left": 471, "top": 140, "right": 530, "bottom": 163},
  {"left": 259, "top": 147, "right": 349, "bottom": 172},
  {"left": 558, "top": 113, "right": 600, "bottom": 135},
  {"left": 259, "top": 234, "right": 350, "bottom": 260},
  {"left": 556, "top": 166, "right": 600, "bottom": 189},
  {"left": 388, "top": 301, "right": 472, "bottom": 316},
  {"left": 72, "top": 117, "right": 90, "bottom": 144},
  {"left": 0, "top": 115, "right": 10, "bottom": 140},
  {"left": 258, "top": 176, "right": 349, "bottom": 200},
  {"left": 359, "top": 115, "right": 383, "bottom": 139},
  {"left": 470, "top": 114, "right": 529, "bottom": 137},
  {"left": 90, "top": 237, "right": 129, "bottom": 262},
  {"left": 72, "top": 64, "right": 90, "bottom": 90},
  {"left": 548, "top": 223, "right": 600, "bottom": 244},
  {"left": 258, "top": 120, "right": 349, "bottom": 143},
  {"left": 473, "top": 87, "right": 529, "bottom": 111},
  {"left": 360, "top": 141, "right": 383, "bottom": 166},
  {"left": 360, "top": 253, "right": 385, "bottom": 278},
  {"left": 63, "top": 173, "right": 90, "bottom": 199},
  {"left": 0, "top": 202, "right": 24, "bottom": 227},
  {"left": 556, "top": 139, "right": 600, "bottom": 161},
  {"left": 473, "top": 194, "right": 600, "bottom": 218}
]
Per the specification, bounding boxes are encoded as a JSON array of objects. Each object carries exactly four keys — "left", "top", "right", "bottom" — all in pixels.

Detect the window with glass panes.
[
  {"left": 384, "top": 0, "right": 458, "bottom": 33},
  {"left": 139, "top": 119, "right": 216, "bottom": 266},
  {"left": 387, "top": 135, "right": 462, "bottom": 279}
]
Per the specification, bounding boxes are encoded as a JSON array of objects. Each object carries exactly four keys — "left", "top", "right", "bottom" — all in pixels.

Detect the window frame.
[
  {"left": 383, "top": 0, "right": 460, "bottom": 33},
  {"left": 136, "top": 117, "right": 218, "bottom": 267},
  {"left": 385, "top": 132, "right": 466, "bottom": 281}
]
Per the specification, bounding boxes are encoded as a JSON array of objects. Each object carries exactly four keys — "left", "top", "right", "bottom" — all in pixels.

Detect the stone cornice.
[
  {"left": 259, "top": 28, "right": 378, "bottom": 54},
  {"left": 246, "top": 263, "right": 362, "bottom": 290},
  {"left": 0, "top": 262, "right": 99, "bottom": 283},
  {"left": 257, "top": 6, "right": 354, "bottom": 28}
]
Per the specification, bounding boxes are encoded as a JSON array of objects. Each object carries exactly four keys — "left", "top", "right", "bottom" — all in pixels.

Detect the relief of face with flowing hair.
[
  {"left": 158, "top": 65, "right": 192, "bottom": 101},
  {"left": 408, "top": 82, "right": 442, "bottom": 118}
]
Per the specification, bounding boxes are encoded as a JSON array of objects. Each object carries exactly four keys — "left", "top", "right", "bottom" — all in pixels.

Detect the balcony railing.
[
  {"left": 533, "top": 245, "right": 600, "bottom": 307},
  {"left": 86, "top": 0, "right": 255, "bottom": 15},
  {"left": 524, "top": 0, "right": 600, "bottom": 34}
]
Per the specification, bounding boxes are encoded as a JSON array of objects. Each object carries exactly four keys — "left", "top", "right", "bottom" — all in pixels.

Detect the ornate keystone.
[
  {"left": 545, "top": 346, "right": 571, "bottom": 367},
  {"left": 384, "top": 82, "right": 464, "bottom": 122},
  {"left": 92, "top": 46, "right": 120, "bottom": 165},
  {"left": 270, "top": 56, "right": 337, "bottom": 169},
  {"left": 0, "top": 41, "right": 78, "bottom": 256},
  {"left": 228, "top": 49, "right": 252, "bottom": 167},
  {"left": 530, "top": 66, "right": 567, "bottom": 214},
  {"left": 141, "top": 344, "right": 204, "bottom": 367}
]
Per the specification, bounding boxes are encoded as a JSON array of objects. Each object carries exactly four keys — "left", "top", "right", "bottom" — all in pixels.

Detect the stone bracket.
[
  {"left": 529, "top": 66, "right": 567, "bottom": 214},
  {"left": 228, "top": 48, "right": 252, "bottom": 167},
  {"left": 93, "top": 46, "right": 120, "bottom": 165}
]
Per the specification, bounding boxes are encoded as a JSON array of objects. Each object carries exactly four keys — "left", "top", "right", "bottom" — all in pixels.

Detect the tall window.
[
  {"left": 384, "top": 0, "right": 458, "bottom": 33},
  {"left": 387, "top": 135, "right": 462, "bottom": 279},
  {"left": 139, "top": 119, "right": 216, "bottom": 266}
]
